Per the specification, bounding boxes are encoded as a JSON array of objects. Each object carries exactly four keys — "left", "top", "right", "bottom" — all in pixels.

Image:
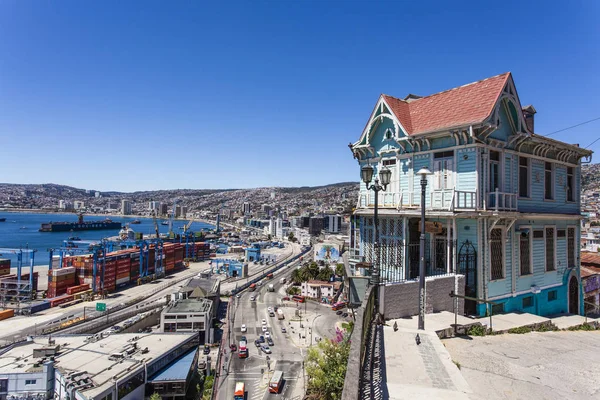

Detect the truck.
[
  {"left": 234, "top": 382, "right": 245, "bottom": 400},
  {"left": 279, "top": 277, "right": 286, "bottom": 284},
  {"left": 239, "top": 341, "right": 248, "bottom": 358},
  {"left": 277, "top": 308, "right": 285, "bottom": 320},
  {"left": 249, "top": 283, "right": 256, "bottom": 292},
  {"left": 267, "top": 284, "right": 275, "bottom": 292}
]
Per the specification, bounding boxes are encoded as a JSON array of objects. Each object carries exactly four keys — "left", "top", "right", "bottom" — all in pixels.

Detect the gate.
[{"left": 458, "top": 240, "right": 477, "bottom": 315}]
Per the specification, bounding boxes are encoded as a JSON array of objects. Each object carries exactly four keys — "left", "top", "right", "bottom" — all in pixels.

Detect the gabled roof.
[{"left": 382, "top": 72, "right": 511, "bottom": 136}]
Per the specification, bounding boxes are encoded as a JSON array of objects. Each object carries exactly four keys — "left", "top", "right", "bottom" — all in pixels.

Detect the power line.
[
  {"left": 543, "top": 116, "right": 600, "bottom": 137},
  {"left": 584, "top": 137, "right": 600, "bottom": 149}
]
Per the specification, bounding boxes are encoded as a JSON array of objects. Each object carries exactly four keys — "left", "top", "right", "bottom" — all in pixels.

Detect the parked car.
[
  {"left": 241, "top": 335, "right": 247, "bottom": 342},
  {"left": 230, "top": 344, "right": 237, "bottom": 352},
  {"left": 262, "top": 325, "right": 268, "bottom": 332},
  {"left": 255, "top": 339, "right": 262, "bottom": 347},
  {"left": 281, "top": 327, "right": 287, "bottom": 333},
  {"left": 250, "top": 295, "right": 256, "bottom": 301},
  {"left": 342, "top": 313, "right": 349, "bottom": 318},
  {"left": 241, "top": 324, "right": 247, "bottom": 333},
  {"left": 203, "top": 346, "right": 210, "bottom": 355},
  {"left": 336, "top": 310, "right": 343, "bottom": 315},
  {"left": 261, "top": 345, "right": 272, "bottom": 354},
  {"left": 258, "top": 335, "right": 265, "bottom": 343},
  {"left": 265, "top": 331, "right": 270, "bottom": 338},
  {"left": 236, "top": 293, "right": 241, "bottom": 298},
  {"left": 282, "top": 296, "right": 290, "bottom": 301},
  {"left": 262, "top": 319, "right": 267, "bottom": 325},
  {"left": 267, "top": 337, "right": 274, "bottom": 346}
]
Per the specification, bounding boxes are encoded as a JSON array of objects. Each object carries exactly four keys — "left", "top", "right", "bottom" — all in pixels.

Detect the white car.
[
  {"left": 250, "top": 295, "right": 255, "bottom": 301},
  {"left": 241, "top": 324, "right": 247, "bottom": 333},
  {"left": 265, "top": 331, "right": 270, "bottom": 338},
  {"left": 262, "top": 325, "right": 268, "bottom": 333},
  {"left": 267, "top": 307, "right": 273, "bottom": 313},
  {"left": 261, "top": 319, "right": 267, "bottom": 325}
]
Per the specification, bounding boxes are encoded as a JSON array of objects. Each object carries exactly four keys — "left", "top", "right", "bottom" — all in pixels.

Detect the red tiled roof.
[
  {"left": 581, "top": 265, "right": 600, "bottom": 279},
  {"left": 307, "top": 280, "right": 333, "bottom": 286},
  {"left": 581, "top": 251, "right": 600, "bottom": 267},
  {"left": 382, "top": 72, "right": 511, "bottom": 136}
]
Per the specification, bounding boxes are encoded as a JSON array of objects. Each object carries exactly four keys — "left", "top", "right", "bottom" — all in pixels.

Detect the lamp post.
[
  {"left": 416, "top": 167, "right": 432, "bottom": 330},
  {"left": 361, "top": 164, "right": 392, "bottom": 314}
]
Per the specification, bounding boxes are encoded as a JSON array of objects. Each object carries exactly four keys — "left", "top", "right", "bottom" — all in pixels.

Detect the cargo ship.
[{"left": 39, "top": 214, "right": 121, "bottom": 232}]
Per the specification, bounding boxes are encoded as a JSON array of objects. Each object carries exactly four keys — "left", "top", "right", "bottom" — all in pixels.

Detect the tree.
[
  {"left": 335, "top": 263, "right": 345, "bottom": 277},
  {"left": 150, "top": 393, "right": 162, "bottom": 400},
  {"left": 317, "top": 266, "right": 333, "bottom": 282},
  {"left": 291, "top": 268, "right": 303, "bottom": 285},
  {"left": 288, "top": 232, "right": 295, "bottom": 241},
  {"left": 287, "top": 286, "right": 301, "bottom": 295},
  {"left": 305, "top": 335, "right": 351, "bottom": 400}
]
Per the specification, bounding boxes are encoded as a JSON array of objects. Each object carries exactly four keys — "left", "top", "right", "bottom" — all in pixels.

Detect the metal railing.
[
  {"left": 449, "top": 291, "right": 499, "bottom": 332},
  {"left": 357, "top": 189, "right": 477, "bottom": 211}
]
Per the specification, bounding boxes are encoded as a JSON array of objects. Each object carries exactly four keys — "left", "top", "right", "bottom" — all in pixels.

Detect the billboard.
[{"left": 314, "top": 243, "right": 341, "bottom": 262}]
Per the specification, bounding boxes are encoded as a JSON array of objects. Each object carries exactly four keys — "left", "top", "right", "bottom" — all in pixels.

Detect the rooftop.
[
  {"left": 149, "top": 348, "right": 197, "bottom": 382},
  {"left": 306, "top": 280, "right": 333, "bottom": 286},
  {"left": 0, "top": 333, "right": 196, "bottom": 399},
  {"left": 180, "top": 277, "right": 219, "bottom": 295},
  {"left": 165, "top": 298, "right": 213, "bottom": 314}
]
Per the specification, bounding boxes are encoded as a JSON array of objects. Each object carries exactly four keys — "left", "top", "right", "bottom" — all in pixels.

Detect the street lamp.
[
  {"left": 361, "top": 164, "right": 392, "bottom": 313},
  {"left": 416, "top": 167, "right": 432, "bottom": 330}
]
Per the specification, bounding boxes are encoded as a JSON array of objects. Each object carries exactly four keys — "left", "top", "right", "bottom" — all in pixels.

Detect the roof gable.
[{"left": 382, "top": 72, "right": 511, "bottom": 136}]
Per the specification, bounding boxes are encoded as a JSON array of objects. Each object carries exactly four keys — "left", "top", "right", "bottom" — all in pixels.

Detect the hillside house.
[{"left": 349, "top": 72, "right": 592, "bottom": 317}]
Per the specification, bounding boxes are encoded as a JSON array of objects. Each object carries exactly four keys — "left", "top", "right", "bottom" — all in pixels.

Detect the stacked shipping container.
[
  {"left": 48, "top": 267, "right": 76, "bottom": 298},
  {"left": 0, "top": 259, "right": 10, "bottom": 276}
]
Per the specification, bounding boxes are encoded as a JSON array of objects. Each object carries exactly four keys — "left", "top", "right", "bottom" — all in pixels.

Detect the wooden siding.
[{"left": 456, "top": 148, "right": 477, "bottom": 192}]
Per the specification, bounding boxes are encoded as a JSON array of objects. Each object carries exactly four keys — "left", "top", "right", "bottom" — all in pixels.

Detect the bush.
[{"left": 467, "top": 324, "right": 487, "bottom": 336}]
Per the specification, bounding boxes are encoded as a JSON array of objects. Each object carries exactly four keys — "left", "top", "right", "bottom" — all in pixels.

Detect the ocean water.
[{"left": 0, "top": 212, "right": 214, "bottom": 266}]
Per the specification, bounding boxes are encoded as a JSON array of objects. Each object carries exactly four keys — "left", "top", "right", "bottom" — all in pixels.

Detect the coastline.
[{"left": 0, "top": 209, "right": 193, "bottom": 221}]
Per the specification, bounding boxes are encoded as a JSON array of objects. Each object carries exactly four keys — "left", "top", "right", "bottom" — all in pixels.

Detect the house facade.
[{"left": 349, "top": 72, "right": 592, "bottom": 317}]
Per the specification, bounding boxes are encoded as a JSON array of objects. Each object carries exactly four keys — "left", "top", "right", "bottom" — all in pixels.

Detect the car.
[
  {"left": 281, "top": 327, "right": 287, "bottom": 333},
  {"left": 110, "top": 325, "right": 121, "bottom": 331},
  {"left": 282, "top": 296, "right": 290, "bottom": 301},
  {"left": 267, "top": 337, "right": 274, "bottom": 346},
  {"left": 262, "top": 325, "right": 268, "bottom": 332},
  {"left": 261, "top": 345, "right": 272, "bottom": 354},
  {"left": 241, "top": 335, "right": 247, "bottom": 342},
  {"left": 241, "top": 324, "right": 247, "bottom": 333},
  {"left": 262, "top": 319, "right": 267, "bottom": 325},
  {"left": 265, "top": 331, "right": 270, "bottom": 338},
  {"left": 230, "top": 344, "right": 237, "bottom": 352},
  {"left": 269, "top": 311, "right": 275, "bottom": 317},
  {"left": 267, "top": 307, "right": 273, "bottom": 313},
  {"left": 255, "top": 339, "right": 262, "bottom": 347},
  {"left": 203, "top": 346, "right": 210, "bottom": 355},
  {"left": 274, "top": 306, "right": 279, "bottom": 311},
  {"left": 336, "top": 310, "right": 343, "bottom": 315},
  {"left": 342, "top": 313, "right": 349, "bottom": 318},
  {"left": 257, "top": 281, "right": 262, "bottom": 286},
  {"left": 250, "top": 295, "right": 255, "bottom": 301},
  {"left": 258, "top": 335, "right": 265, "bottom": 343},
  {"left": 236, "top": 293, "right": 241, "bottom": 298}
]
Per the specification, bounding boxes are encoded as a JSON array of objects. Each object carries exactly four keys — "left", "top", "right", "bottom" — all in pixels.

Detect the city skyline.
[{"left": 1, "top": 1, "right": 599, "bottom": 191}]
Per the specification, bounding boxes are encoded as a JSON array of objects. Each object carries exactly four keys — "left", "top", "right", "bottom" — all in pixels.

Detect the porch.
[{"left": 357, "top": 189, "right": 518, "bottom": 212}]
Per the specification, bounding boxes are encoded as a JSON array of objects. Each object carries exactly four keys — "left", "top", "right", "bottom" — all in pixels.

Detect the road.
[{"left": 216, "top": 251, "right": 347, "bottom": 400}]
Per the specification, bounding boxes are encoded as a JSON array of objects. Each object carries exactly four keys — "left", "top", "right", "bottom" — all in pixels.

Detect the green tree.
[
  {"left": 307, "top": 262, "right": 320, "bottom": 280},
  {"left": 335, "top": 263, "right": 345, "bottom": 277},
  {"left": 150, "top": 393, "right": 162, "bottom": 400},
  {"left": 287, "top": 286, "right": 301, "bottom": 295},
  {"left": 317, "top": 266, "right": 333, "bottom": 282},
  {"left": 202, "top": 374, "right": 215, "bottom": 400},
  {"left": 305, "top": 336, "right": 351, "bottom": 400},
  {"left": 291, "top": 268, "right": 303, "bottom": 285}
]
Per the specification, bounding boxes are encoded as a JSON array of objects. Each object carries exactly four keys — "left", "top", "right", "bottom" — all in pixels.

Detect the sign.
[
  {"left": 418, "top": 221, "right": 443, "bottom": 234},
  {"left": 96, "top": 303, "right": 106, "bottom": 312}
]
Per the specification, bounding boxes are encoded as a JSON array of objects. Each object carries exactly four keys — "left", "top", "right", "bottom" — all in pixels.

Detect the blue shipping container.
[{"left": 30, "top": 301, "right": 51, "bottom": 314}]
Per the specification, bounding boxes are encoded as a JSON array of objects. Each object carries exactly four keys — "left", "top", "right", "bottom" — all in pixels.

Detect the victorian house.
[{"left": 349, "top": 72, "right": 592, "bottom": 317}]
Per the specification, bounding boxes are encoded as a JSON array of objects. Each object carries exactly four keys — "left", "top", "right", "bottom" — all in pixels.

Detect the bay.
[{"left": 0, "top": 211, "right": 214, "bottom": 266}]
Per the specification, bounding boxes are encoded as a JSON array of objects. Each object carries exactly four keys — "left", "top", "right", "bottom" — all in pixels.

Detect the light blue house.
[{"left": 349, "top": 72, "right": 592, "bottom": 317}]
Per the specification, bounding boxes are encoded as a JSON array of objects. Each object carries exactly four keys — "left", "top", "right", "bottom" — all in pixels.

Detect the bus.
[
  {"left": 267, "top": 273, "right": 274, "bottom": 279},
  {"left": 292, "top": 295, "right": 305, "bottom": 303},
  {"left": 332, "top": 301, "right": 347, "bottom": 311},
  {"left": 239, "top": 341, "right": 248, "bottom": 359},
  {"left": 234, "top": 382, "right": 245, "bottom": 399},
  {"left": 269, "top": 370, "right": 284, "bottom": 393},
  {"left": 249, "top": 283, "right": 257, "bottom": 292}
]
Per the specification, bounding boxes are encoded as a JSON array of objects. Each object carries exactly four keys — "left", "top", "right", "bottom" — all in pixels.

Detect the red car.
[
  {"left": 230, "top": 344, "right": 237, "bottom": 352},
  {"left": 282, "top": 296, "right": 290, "bottom": 301}
]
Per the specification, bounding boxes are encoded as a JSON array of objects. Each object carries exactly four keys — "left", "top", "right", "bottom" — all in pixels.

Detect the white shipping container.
[
  {"left": 116, "top": 276, "right": 130, "bottom": 285},
  {"left": 51, "top": 267, "right": 76, "bottom": 277}
]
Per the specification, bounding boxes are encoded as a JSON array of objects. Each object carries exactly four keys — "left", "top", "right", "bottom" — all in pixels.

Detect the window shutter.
[
  {"left": 433, "top": 161, "right": 441, "bottom": 190},
  {"left": 446, "top": 159, "right": 453, "bottom": 188}
]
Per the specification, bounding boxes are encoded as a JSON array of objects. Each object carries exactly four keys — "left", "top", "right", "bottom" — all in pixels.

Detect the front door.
[
  {"left": 569, "top": 276, "right": 579, "bottom": 314},
  {"left": 458, "top": 241, "right": 477, "bottom": 316}
]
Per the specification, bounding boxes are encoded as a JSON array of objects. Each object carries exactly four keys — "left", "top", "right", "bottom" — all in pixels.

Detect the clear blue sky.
[{"left": 1, "top": 1, "right": 598, "bottom": 192}]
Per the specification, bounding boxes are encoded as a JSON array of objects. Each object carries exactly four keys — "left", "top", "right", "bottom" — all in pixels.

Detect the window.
[
  {"left": 533, "top": 230, "right": 544, "bottom": 239},
  {"left": 519, "top": 157, "right": 530, "bottom": 197},
  {"left": 382, "top": 159, "right": 396, "bottom": 166},
  {"left": 522, "top": 296, "right": 533, "bottom": 308},
  {"left": 433, "top": 151, "right": 454, "bottom": 190},
  {"left": 491, "top": 303, "right": 505, "bottom": 315},
  {"left": 164, "top": 315, "right": 176, "bottom": 320},
  {"left": 548, "top": 290, "right": 558, "bottom": 302},
  {"left": 557, "top": 229, "right": 566, "bottom": 238},
  {"left": 25, "top": 379, "right": 36, "bottom": 385},
  {"left": 177, "top": 322, "right": 193, "bottom": 330},
  {"left": 176, "top": 315, "right": 187, "bottom": 319},
  {"left": 568, "top": 227, "right": 576, "bottom": 268},
  {"left": 545, "top": 162, "right": 554, "bottom": 200},
  {"left": 193, "top": 322, "right": 205, "bottom": 330},
  {"left": 164, "top": 323, "right": 176, "bottom": 332},
  {"left": 567, "top": 167, "right": 574, "bottom": 202},
  {"left": 489, "top": 151, "right": 501, "bottom": 192},
  {"left": 519, "top": 231, "right": 532, "bottom": 275},
  {"left": 490, "top": 228, "right": 504, "bottom": 280},
  {"left": 545, "top": 227, "right": 555, "bottom": 271}
]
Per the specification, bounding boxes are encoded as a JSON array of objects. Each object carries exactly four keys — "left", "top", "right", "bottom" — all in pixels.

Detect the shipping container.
[
  {"left": 50, "top": 267, "right": 76, "bottom": 277},
  {"left": 30, "top": 301, "right": 51, "bottom": 314},
  {"left": 116, "top": 276, "right": 130, "bottom": 285},
  {"left": 0, "top": 309, "right": 15, "bottom": 321},
  {"left": 66, "top": 284, "right": 90, "bottom": 295},
  {"left": 49, "top": 295, "right": 74, "bottom": 307}
]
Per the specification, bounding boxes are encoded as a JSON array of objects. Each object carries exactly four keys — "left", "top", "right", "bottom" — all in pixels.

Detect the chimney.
[{"left": 522, "top": 105, "right": 537, "bottom": 132}]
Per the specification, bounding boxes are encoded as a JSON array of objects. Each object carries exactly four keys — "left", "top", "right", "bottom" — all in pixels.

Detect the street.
[{"left": 216, "top": 256, "right": 350, "bottom": 400}]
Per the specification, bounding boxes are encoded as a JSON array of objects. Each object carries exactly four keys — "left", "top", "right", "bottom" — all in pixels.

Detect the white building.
[
  {"left": 58, "top": 200, "right": 73, "bottom": 210},
  {"left": 268, "top": 217, "right": 277, "bottom": 237},
  {"left": 326, "top": 214, "right": 342, "bottom": 233},
  {"left": 301, "top": 280, "right": 336, "bottom": 300},
  {"left": 73, "top": 200, "right": 85, "bottom": 210},
  {"left": 121, "top": 199, "right": 132, "bottom": 215},
  {"left": 160, "top": 298, "right": 213, "bottom": 344},
  {"left": 243, "top": 202, "right": 251, "bottom": 215},
  {"left": 583, "top": 232, "right": 600, "bottom": 252},
  {"left": 94, "top": 191, "right": 101, "bottom": 198},
  {"left": 149, "top": 200, "right": 161, "bottom": 211}
]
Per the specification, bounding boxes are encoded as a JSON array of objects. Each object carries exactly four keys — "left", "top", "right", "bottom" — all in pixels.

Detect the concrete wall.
[{"left": 382, "top": 275, "right": 465, "bottom": 319}]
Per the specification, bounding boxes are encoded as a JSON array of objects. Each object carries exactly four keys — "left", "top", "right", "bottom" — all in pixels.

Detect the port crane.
[
  {"left": 168, "top": 199, "right": 180, "bottom": 237},
  {"left": 48, "top": 243, "right": 107, "bottom": 294},
  {"left": 0, "top": 247, "right": 37, "bottom": 289}
]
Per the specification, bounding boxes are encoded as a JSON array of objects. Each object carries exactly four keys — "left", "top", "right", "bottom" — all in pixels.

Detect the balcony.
[
  {"left": 487, "top": 189, "right": 518, "bottom": 211},
  {"left": 357, "top": 189, "right": 477, "bottom": 212}
]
